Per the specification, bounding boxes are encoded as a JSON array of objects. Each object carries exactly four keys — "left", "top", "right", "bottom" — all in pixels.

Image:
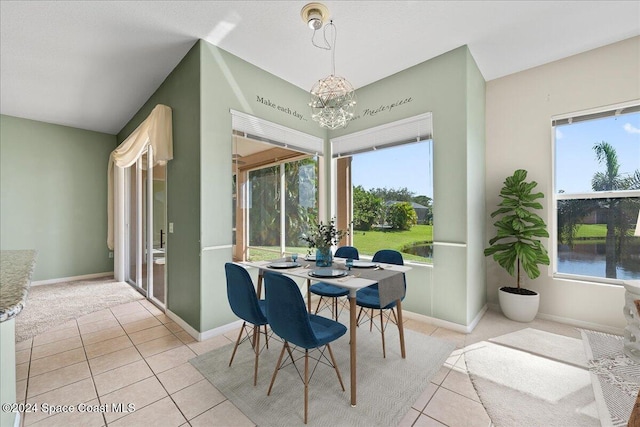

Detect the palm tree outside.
[{"left": 559, "top": 141, "right": 640, "bottom": 279}]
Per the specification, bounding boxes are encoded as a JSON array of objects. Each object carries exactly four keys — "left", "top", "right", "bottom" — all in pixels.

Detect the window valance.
[{"left": 107, "top": 104, "right": 173, "bottom": 250}]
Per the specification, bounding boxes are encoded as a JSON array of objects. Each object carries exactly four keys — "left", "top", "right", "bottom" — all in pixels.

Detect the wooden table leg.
[
  {"left": 396, "top": 299, "right": 406, "bottom": 359},
  {"left": 256, "top": 272, "right": 264, "bottom": 299},
  {"left": 307, "top": 278, "right": 312, "bottom": 313},
  {"left": 349, "top": 292, "right": 357, "bottom": 406}
]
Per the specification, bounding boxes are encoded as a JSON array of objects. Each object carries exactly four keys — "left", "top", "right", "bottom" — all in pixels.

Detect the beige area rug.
[
  {"left": 466, "top": 329, "right": 600, "bottom": 427},
  {"left": 490, "top": 327, "right": 588, "bottom": 368},
  {"left": 16, "top": 278, "right": 143, "bottom": 342},
  {"left": 190, "top": 317, "right": 455, "bottom": 427},
  {"left": 580, "top": 329, "right": 640, "bottom": 427}
]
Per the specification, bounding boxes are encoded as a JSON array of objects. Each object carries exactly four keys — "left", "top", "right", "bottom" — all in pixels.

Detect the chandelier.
[{"left": 302, "top": 3, "right": 356, "bottom": 129}]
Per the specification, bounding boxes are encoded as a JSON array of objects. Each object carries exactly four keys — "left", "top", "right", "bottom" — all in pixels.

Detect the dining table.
[{"left": 241, "top": 256, "right": 411, "bottom": 407}]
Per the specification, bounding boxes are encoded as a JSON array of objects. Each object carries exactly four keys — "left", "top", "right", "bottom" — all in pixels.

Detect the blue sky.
[
  {"left": 555, "top": 111, "right": 640, "bottom": 193},
  {"left": 350, "top": 111, "right": 639, "bottom": 198},
  {"left": 351, "top": 140, "right": 433, "bottom": 197}
]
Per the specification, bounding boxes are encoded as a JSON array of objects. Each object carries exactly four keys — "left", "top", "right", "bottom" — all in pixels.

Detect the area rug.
[
  {"left": 466, "top": 330, "right": 599, "bottom": 427},
  {"left": 580, "top": 329, "right": 640, "bottom": 427},
  {"left": 190, "top": 320, "right": 455, "bottom": 427},
  {"left": 16, "top": 278, "right": 143, "bottom": 342},
  {"left": 490, "top": 327, "right": 588, "bottom": 368}
]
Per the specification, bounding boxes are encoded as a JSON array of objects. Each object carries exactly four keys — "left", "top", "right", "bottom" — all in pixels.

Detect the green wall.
[
  {"left": 0, "top": 115, "right": 116, "bottom": 281},
  {"left": 198, "top": 41, "right": 326, "bottom": 332},
  {"left": 123, "top": 41, "right": 486, "bottom": 332},
  {"left": 329, "top": 46, "right": 486, "bottom": 326},
  {"left": 117, "top": 41, "right": 202, "bottom": 330}
]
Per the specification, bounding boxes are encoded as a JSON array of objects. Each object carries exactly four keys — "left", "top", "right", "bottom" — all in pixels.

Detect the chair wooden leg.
[
  {"left": 252, "top": 325, "right": 258, "bottom": 350},
  {"left": 268, "top": 342, "right": 288, "bottom": 396},
  {"left": 304, "top": 349, "right": 309, "bottom": 424},
  {"left": 284, "top": 341, "right": 296, "bottom": 365},
  {"left": 229, "top": 321, "right": 246, "bottom": 367},
  {"left": 356, "top": 306, "right": 364, "bottom": 326},
  {"left": 326, "top": 343, "right": 345, "bottom": 391},
  {"left": 369, "top": 309, "right": 374, "bottom": 331},
  {"left": 264, "top": 324, "right": 269, "bottom": 349},
  {"left": 314, "top": 296, "right": 323, "bottom": 315},
  {"left": 380, "top": 309, "right": 386, "bottom": 358},
  {"left": 253, "top": 325, "right": 260, "bottom": 386}
]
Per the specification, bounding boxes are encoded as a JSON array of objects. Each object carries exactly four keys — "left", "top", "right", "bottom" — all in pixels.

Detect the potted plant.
[
  {"left": 484, "top": 169, "right": 550, "bottom": 322},
  {"left": 302, "top": 218, "right": 348, "bottom": 267}
]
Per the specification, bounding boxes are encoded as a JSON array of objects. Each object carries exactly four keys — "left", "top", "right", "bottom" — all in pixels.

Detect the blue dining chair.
[
  {"left": 355, "top": 249, "right": 406, "bottom": 358},
  {"left": 263, "top": 271, "right": 347, "bottom": 424},
  {"left": 309, "top": 246, "right": 359, "bottom": 320},
  {"left": 225, "top": 262, "right": 270, "bottom": 386}
]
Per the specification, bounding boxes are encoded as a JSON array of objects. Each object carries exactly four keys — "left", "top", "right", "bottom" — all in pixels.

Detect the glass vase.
[{"left": 315, "top": 247, "right": 333, "bottom": 267}]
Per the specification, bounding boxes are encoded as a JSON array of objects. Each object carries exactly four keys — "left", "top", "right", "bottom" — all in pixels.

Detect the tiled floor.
[{"left": 13, "top": 298, "right": 583, "bottom": 426}]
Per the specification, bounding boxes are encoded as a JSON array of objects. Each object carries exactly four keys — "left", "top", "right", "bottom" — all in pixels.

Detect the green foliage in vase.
[{"left": 301, "top": 218, "right": 348, "bottom": 250}]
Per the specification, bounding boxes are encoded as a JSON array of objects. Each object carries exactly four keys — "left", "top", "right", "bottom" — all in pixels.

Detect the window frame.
[
  {"left": 330, "top": 113, "right": 434, "bottom": 265},
  {"left": 550, "top": 100, "right": 640, "bottom": 285}
]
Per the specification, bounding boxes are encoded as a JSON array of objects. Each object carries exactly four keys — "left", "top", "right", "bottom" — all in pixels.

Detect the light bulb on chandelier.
[{"left": 301, "top": 3, "right": 356, "bottom": 129}]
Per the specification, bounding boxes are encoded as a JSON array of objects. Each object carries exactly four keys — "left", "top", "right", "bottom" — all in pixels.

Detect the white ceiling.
[{"left": 1, "top": 1, "right": 638, "bottom": 135}]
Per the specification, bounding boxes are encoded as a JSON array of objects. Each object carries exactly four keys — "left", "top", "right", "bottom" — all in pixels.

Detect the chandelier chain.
[
  {"left": 308, "top": 18, "right": 356, "bottom": 129},
  {"left": 311, "top": 21, "right": 337, "bottom": 75}
]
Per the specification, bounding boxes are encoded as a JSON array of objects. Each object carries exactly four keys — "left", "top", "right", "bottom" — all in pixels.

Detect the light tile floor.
[{"left": 14, "top": 299, "right": 584, "bottom": 426}]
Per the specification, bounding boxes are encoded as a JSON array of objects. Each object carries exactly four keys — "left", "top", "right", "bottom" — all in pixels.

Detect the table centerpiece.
[{"left": 302, "top": 219, "right": 348, "bottom": 267}]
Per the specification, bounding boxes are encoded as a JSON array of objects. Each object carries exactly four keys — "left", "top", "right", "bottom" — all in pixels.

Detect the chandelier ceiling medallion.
[{"left": 301, "top": 3, "right": 356, "bottom": 130}]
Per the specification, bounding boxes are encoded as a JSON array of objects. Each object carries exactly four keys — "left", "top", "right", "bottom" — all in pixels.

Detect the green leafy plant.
[
  {"left": 301, "top": 218, "right": 348, "bottom": 250},
  {"left": 484, "top": 169, "right": 550, "bottom": 290}
]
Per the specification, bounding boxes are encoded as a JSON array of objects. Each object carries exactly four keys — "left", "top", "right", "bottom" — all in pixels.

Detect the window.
[
  {"left": 231, "top": 111, "right": 323, "bottom": 262},
  {"left": 333, "top": 113, "right": 433, "bottom": 263},
  {"left": 553, "top": 103, "right": 640, "bottom": 283},
  {"left": 246, "top": 158, "right": 319, "bottom": 260}
]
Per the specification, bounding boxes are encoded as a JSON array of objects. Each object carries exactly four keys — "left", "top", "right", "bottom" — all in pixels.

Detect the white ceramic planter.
[{"left": 498, "top": 287, "right": 540, "bottom": 322}]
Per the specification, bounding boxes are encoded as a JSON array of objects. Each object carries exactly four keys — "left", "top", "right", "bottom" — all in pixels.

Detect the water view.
[{"left": 557, "top": 242, "right": 640, "bottom": 281}]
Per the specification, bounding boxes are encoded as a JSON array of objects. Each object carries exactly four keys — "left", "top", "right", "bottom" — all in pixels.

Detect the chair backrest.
[
  {"left": 335, "top": 246, "right": 359, "bottom": 260},
  {"left": 372, "top": 250, "right": 406, "bottom": 298},
  {"left": 372, "top": 249, "right": 404, "bottom": 266},
  {"left": 263, "top": 272, "right": 319, "bottom": 349},
  {"left": 225, "top": 263, "right": 267, "bottom": 326}
]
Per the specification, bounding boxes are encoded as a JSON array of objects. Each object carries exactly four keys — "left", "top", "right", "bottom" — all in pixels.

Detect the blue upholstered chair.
[
  {"left": 309, "top": 246, "right": 359, "bottom": 320},
  {"left": 263, "top": 271, "right": 347, "bottom": 424},
  {"left": 355, "top": 249, "right": 406, "bottom": 358},
  {"left": 225, "top": 262, "right": 269, "bottom": 386}
]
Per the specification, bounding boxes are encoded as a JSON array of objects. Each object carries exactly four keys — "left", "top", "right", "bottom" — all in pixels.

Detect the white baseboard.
[
  {"left": 402, "top": 306, "right": 489, "bottom": 334},
  {"left": 165, "top": 309, "right": 200, "bottom": 341},
  {"left": 198, "top": 319, "right": 244, "bottom": 342},
  {"left": 487, "top": 302, "right": 624, "bottom": 335},
  {"left": 536, "top": 312, "right": 624, "bottom": 335},
  {"left": 31, "top": 272, "right": 114, "bottom": 286},
  {"left": 165, "top": 309, "right": 243, "bottom": 342}
]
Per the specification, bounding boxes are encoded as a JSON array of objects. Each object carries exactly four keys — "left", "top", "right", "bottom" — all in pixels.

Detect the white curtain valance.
[{"left": 107, "top": 104, "right": 173, "bottom": 249}]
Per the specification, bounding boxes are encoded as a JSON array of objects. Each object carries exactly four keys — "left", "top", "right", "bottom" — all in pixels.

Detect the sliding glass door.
[{"left": 125, "top": 148, "right": 166, "bottom": 308}]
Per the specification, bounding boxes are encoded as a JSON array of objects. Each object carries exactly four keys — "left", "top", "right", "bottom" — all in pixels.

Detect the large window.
[
  {"left": 553, "top": 103, "right": 640, "bottom": 283},
  {"left": 333, "top": 113, "right": 434, "bottom": 263},
  {"left": 246, "top": 158, "right": 319, "bottom": 259},
  {"left": 231, "top": 111, "right": 323, "bottom": 262}
]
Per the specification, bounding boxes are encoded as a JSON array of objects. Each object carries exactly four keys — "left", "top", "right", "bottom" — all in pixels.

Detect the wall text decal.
[
  {"left": 350, "top": 97, "right": 413, "bottom": 122},
  {"left": 256, "top": 96, "right": 307, "bottom": 121}
]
